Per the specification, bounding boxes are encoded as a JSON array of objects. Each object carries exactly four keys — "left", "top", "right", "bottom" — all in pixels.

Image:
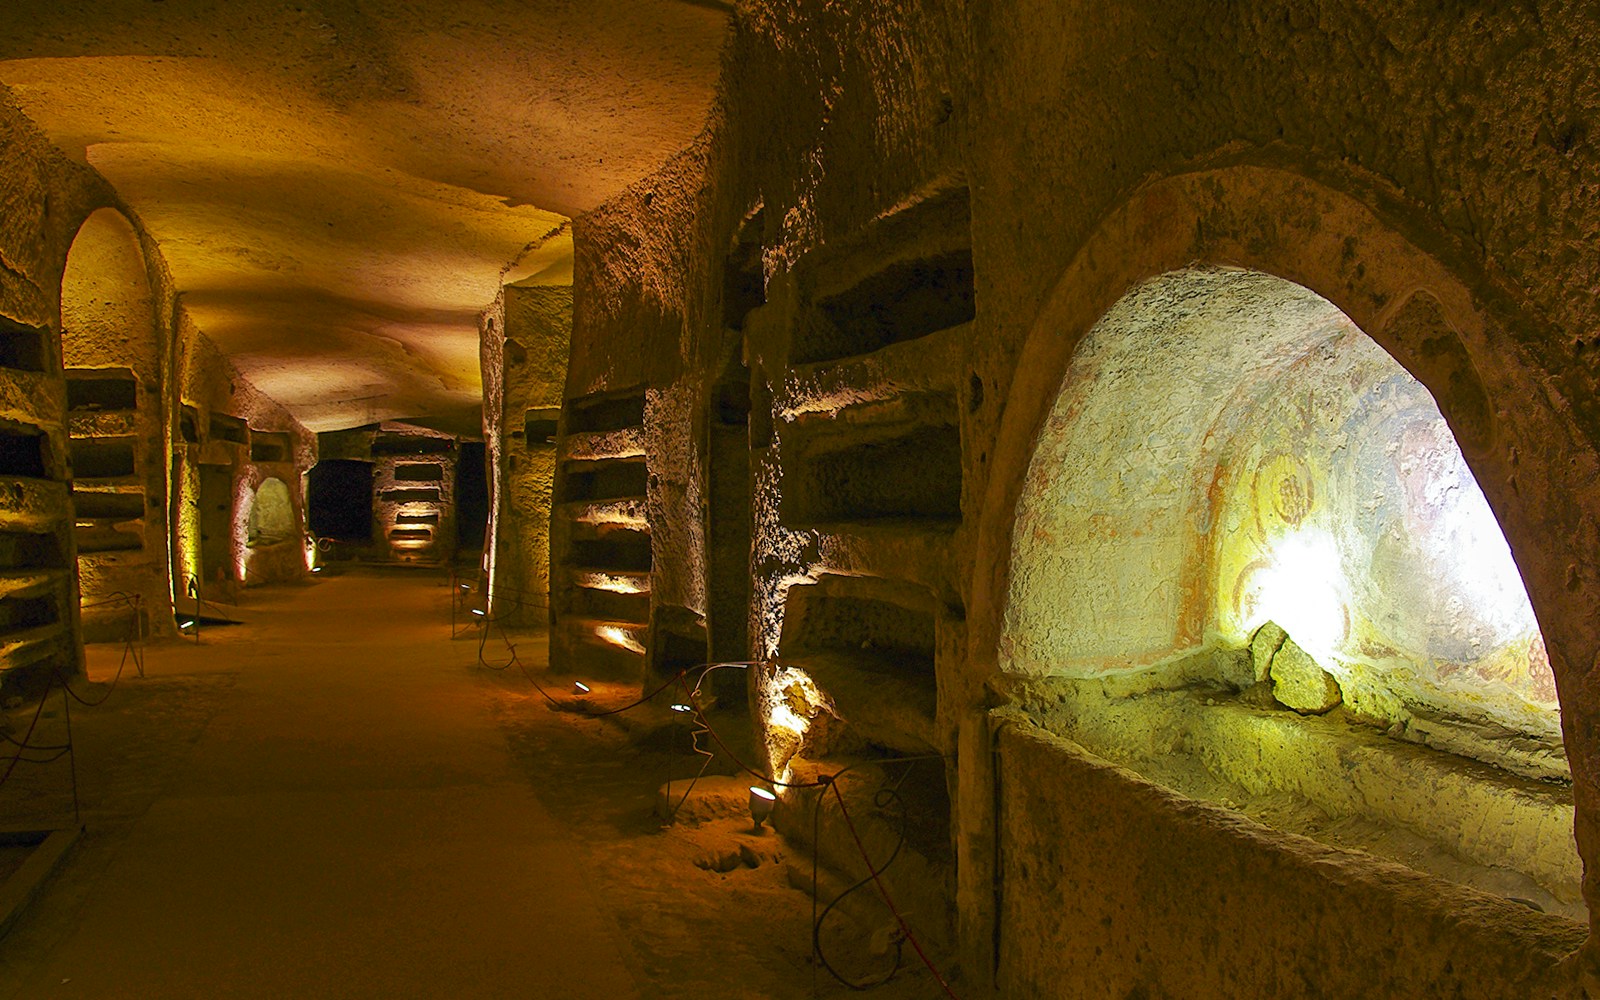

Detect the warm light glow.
[
  {"left": 572, "top": 499, "right": 649, "bottom": 528},
  {"left": 572, "top": 570, "right": 648, "bottom": 595},
  {"left": 757, "top": 663, "right": 828, "bottom": 784},
  {"left": 1246, "top": 528, "right": 1347, "bottom": 664},
  {"left": 595, "top": 624, "right": 646, "bottom": 654},
  {"left": 749, "top": 785, "right": 777, "bottom": 828}
]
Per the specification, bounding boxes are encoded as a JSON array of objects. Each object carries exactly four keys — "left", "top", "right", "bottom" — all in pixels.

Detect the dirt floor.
[{"left": 0, "top": 569, "right": 953, "bottom": 999}]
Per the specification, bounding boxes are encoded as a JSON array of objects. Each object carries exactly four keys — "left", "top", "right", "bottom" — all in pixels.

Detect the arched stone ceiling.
[{"left": 0, "top": 0, "right": 729, "bottom": 435}]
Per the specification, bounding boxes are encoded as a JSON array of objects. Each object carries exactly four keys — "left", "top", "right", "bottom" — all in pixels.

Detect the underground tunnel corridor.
[
  {"left": 0, "top": 572, "right": 943, "bottom": 999},
  {"left": 0, "top": 1, "right": 1595, "bottom": 995}
]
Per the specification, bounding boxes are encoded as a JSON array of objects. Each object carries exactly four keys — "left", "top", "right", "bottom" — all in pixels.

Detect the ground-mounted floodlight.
[{"left": 749, "top": 786, "right": 777, "bottom": 829}]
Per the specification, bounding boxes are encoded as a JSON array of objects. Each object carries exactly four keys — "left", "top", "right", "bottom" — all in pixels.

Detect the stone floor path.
[{"left": 0, "top": 569, "right": 640, "bottom": 999}]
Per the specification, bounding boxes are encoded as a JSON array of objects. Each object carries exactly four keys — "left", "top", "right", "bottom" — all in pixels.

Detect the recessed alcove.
[
  {"left": 73, "top": 491, "right": 145, "bottom": 520},
  {"left": 380, "top": 487, "right": 441, "bottom": 505},
  {"left": 393, "top": 462, "right": 444, "bottom": 482},
  {"left": 524, "top": 407, "right": 559, "bottom": 445},
  {"left": 1002, "top": 266, "right": 1576, "bottom": 917},
  {"left": 797, "top": 249, "right": 975, "bottom": 365},
  {"left": 69, "top": 438, "right": 136, "bottom": 480},
  {"left": 777, "top": 577, "right": 939, "bottom": 754},
  {"left": 371, "top": 434, "right": 452, "bottom": 456},
  {"left": 0, "top": 317, "right": 48, "bottom": 373},
  {"left": 246, "top": 478, "right": 296, "bottom": 548},
  {"left": 0, "top": 531, "right": 63, "bottom": 571},
  {"left": 65, "top": 369, "right": 138, "bottom": 412},
  {"left": 209, "top": 413, "right": 248, "bottom": 446},
  {"left": 0, "top": 428, "right": 49, "bottom": 479},
  {"left": 561, "top": 458, "right": 648, "bottom": 503},
  {"left": 782, "top": 422, "right": 960, "bottom": 528},
  {"left": 565, "top": 388, "right": 646, "bottom": 435},
  {"left": 249, "top": 431, "right": 292, "bottom": 463},
  {"left": 0, "top": 593, "right": 59, "bottom": 636},
  {"left": 567, "top": 529, "right": 652, "bottom": 572}
]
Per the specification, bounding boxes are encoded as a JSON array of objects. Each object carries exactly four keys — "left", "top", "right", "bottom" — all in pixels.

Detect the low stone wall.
[{"left": 994, "top": 716, "right": 1584, "bottom": 999}]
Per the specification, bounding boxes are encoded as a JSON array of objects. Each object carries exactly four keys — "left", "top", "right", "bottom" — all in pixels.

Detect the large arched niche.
[
  {"left": 60, "top": 207, "right": 171, "bottom": 639},
  {"left": 966, "top": 167, "right": 1600, "bottom": 980},
  {"left": 1003, "top": 266, "right": 1558, "bottom": 744},
  {"left": 61, "top": 209, "right": 159, "bottom": 373}
]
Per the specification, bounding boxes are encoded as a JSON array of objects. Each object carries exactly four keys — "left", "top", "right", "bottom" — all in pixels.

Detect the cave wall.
[
  {"left": 563, "top": 1, "right": 1600, "bottom": 994},
  {"left": 482, "top": 284, "right": 571, "bottom": 625},
  {"left": 172, "top": 314, "right": 314, "bottom": 599}
]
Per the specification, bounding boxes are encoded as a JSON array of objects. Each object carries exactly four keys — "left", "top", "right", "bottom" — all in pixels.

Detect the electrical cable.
[
  {"left": 0, "top": 674, "right": 53, "bottom": 790},
  {"left": 670, "top": 678, "right": 959, "bottom": 995},
  {"left": 811, "top": 770, "right": 910, "bottom": 990},
  {"left": 825, "top": 775, "right": 960, "bottom": 998}
]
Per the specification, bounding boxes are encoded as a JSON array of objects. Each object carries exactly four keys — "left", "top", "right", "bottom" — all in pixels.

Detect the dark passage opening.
[
  {"left": 307, "top": 459, "right": 374, "bottom": 542},
  {"left": 456, "top": 441, "right": 488, "bottom": 550}
]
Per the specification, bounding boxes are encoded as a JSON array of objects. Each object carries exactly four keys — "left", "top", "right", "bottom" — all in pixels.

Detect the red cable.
[{"left": 828, "top": 780, "right": 961, "bottom": 999}]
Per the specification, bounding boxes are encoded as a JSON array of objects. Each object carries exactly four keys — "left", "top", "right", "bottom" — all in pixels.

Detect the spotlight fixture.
[
  {"left": 573, "top": 681, "right": 591, "bottom": 694},
  {"left": 749, "top": 786, "right": 777, "bottom": 829},
  {"left": 178, "top": 619, "right": 195, "bottom": 629},
  {"left": 669, "top": 703, "right": 694, "bottom": 713},
  {"left": 471, "top": 608, "right": 486, "bottom": 617},
  {"left": 311, "top": 566, "right": 323, "bottom": 574}
]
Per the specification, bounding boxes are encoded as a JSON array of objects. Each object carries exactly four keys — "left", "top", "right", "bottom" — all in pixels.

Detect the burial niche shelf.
[
  {"left": 560, "top": 458, "right": 648, "bottom": 504},
  {"left": 0, "top": 427, "right": 50, "bottom": 481},
  {"left": 65, "top": 368, "right": 137, "bottom": 412},
  {"left": 209, "top": 413, "right": 248, "bottom": 446},
  {"left": 69, "top": 438, "right": 136, "bottom": 481},
  {"left": 250, "top": 430, "right": 292, "bottom": 464},
  {"left": 0, "top": 318, "right": 49, "bottom": 373},
  {"left": 565, "top": 388, "right": 646, "bottom": 435},
  {"left": 781, "top": 420, "right": 960, "bottom": 530},
  {"left": 778, "top": 578, "right": 939, "bottom": 754}
]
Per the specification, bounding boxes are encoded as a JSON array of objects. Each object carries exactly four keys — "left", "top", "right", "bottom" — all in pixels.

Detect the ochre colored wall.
[{"left": 563, "top": 2, "right": 1600, "bottom": 994}]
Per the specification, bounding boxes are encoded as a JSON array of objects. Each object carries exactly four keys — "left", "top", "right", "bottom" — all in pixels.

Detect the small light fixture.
[
  {"left": 573, "top": 681, "right": 591, "bottom": 694},
  {"left": 669, "top": 703, "right": 693, "bottom": 713},
  {"left": 178, "top": 619, "right": 195, "bottom": 629},
  {"left": 311, "top": 566, "right": 323, "bottom": 574},
  {"left": 471, "top": 608, "right": 486, "bottom": 617},
  {"left": 749, "top": 786, "right": 777, "bottom": 829}
]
